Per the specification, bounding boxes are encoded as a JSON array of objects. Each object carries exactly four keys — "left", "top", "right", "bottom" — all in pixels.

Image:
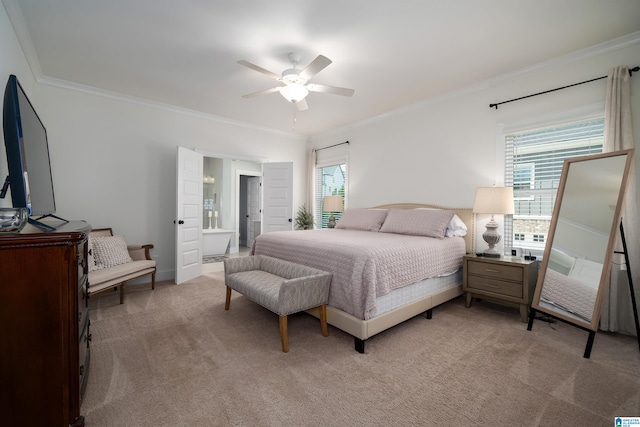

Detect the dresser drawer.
[
  {"left": 78, "top": 279, "right": 88, "bottom": 338},
  {"left": 78, "top": 240, "right": 87, "bottom": 280},
  {"left": 466, "top": 275, "right": 523, "bottom": 298},
  {"left": 467, "top": 260, "right": 523, "bottom": 282},
  {"left": 79, "top": 320, "right": 90, "bottom": 403}
]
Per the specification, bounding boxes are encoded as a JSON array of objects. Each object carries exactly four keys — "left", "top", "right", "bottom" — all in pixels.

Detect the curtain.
[
  {"left": 601, "top": 65, "right": 639, "bottom": 336},
  {"left": 307, "top": 148, "right": 316, "bottom": 226}
]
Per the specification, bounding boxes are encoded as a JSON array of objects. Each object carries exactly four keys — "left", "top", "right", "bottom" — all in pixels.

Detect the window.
[
  {"left": 504, "top": 117, "right": 604, "bottom": 253},
  {"left": 315, "top": 164, "right": 346, "bottom": 228},
  {"left": 313, "top": 144, "right": 349, "bottom": 229}
]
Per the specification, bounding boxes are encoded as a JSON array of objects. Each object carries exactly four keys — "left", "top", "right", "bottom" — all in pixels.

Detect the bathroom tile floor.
[{"left": 202, "top": 245, "right": 251, "bottom": 273}]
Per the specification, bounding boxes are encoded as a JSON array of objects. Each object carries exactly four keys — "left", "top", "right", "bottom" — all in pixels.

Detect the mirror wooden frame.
[{"left": 528, "top": 148, "right": 635, "bottom": 358}]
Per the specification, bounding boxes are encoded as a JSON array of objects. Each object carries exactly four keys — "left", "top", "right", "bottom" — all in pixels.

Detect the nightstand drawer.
[
  {"left": 467, "top": 260, "right": 523, "bottom": 282},
  {"left": 466, "top": 275, "right": 523, "bottom": 298}
]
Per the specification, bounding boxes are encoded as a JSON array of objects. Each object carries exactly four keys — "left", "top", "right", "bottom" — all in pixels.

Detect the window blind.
[
  {"left": 504, "top": 117, "right": 604, "bottom": 253},
  {"left": 315, "top": 164, "right": 346, "bottom": 228},
  {"left": 314, "top": 144, "right": 349, "bottom": 228}
]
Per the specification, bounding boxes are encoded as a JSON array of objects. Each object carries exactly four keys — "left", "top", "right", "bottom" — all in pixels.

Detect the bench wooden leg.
[
  {"left": 320, "top": 304, "right": 329, "bottom": 337},
  {"left": 119, "top": 283, "right": 126, "bottom": 304},
  {"left": 151, "top": 272, "right": 156, "bottom": 290},
  {"left": 279, "top": 315, "right": 289, "bottom": 353},
  {"left": 225, "top": 287, "right": 231, "bottom": 310}
]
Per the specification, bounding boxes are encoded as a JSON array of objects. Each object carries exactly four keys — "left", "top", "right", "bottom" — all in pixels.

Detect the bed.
[{"left": 251, "top": 203, "right": 475, "bottom": 353}]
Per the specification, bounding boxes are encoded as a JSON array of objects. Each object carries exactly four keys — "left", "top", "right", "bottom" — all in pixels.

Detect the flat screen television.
[{"left": 2, "top": 74, "right": 65, "bottom": 230}]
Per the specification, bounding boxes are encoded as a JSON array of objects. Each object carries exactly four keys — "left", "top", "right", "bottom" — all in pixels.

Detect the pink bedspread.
[{"left": 252, "top": 229, "right": 466, "bottom": 319}]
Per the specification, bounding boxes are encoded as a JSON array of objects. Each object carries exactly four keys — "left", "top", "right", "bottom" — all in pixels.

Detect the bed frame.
[{"left": 307, "top": 203, "right": 475, "bottom": 353}]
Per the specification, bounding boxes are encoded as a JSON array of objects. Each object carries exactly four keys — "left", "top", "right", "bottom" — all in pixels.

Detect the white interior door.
[
  {"left": 175, "top": 146, "right": 203, "bottom": 284},
  {"left": 246, "top": 176, "right": 261, "bottom": 247},
  {"left": 262, "top": 162, "right": 293, "bottom": 233}
]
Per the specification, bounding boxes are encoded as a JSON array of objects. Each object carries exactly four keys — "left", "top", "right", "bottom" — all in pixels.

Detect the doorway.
[
  {"left": 237, "top": 173, "right": 262, "bottom": 251},
  {"left": 177, "top": 148, "right": 293, "bottom": 279},
  {"left": 201, "top": 156, "right": 261, "bottom": 255}
]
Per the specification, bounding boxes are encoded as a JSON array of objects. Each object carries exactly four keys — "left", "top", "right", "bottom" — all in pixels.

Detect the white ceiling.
[{"left": 5, "top": 0, "right": 640, "bottom": 137}]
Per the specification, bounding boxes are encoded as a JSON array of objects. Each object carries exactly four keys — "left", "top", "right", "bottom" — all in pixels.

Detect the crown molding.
[
  {"left": 2, "top": 0, "right": 43, "bottom": 81},
  {"left": 2, "top": 0, "right": 304, "bottom": 142},
  {"left": 487, "top": 30, "right": 640, "bottom": 85},
  {"left": 6, "top": 0, "right": 637, "bottom": 144},
  {"left": 313, "top": 31, "right": 640, "bottom": 141},
  {"left": 38, "top": 76, "right": 307, "bottom": 141}
]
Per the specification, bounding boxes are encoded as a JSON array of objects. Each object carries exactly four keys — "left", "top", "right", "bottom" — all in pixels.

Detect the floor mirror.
[{"left": 527, "top": 148, "right": 636, "bottom": 358}]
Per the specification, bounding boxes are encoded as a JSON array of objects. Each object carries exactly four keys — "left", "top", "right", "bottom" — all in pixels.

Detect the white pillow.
[
  {"left": 91, "top": 235, "right": 133, "bottom": 269},
  {"left": 446, "top": 214, "right": 468, "bottom": 237},
  {"left": 417, "top": 208, "right": 468, "bottom": 237},
  {"left": 335, "top": 208, "right": 389, "bottom": 232},
  {"left": 379, "top": 208, "right": 454, "bottom": 239}
]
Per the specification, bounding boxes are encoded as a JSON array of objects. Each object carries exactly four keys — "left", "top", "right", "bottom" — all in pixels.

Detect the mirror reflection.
[{"left": 534, "top": 150, "right": 633, "bottom": 327}]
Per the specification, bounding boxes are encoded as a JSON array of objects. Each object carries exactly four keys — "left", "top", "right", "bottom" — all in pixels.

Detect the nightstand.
[{"left": 463, "top": 254, "right": 539, "bottom": 322}]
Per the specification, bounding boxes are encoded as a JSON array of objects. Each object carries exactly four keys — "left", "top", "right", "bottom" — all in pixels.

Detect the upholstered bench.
[
  {"left": 88, "top": 228, "right": 156, "bottom": 304},
  {"left": 223, "top": 255, "right": 332, "bottom": 353}
]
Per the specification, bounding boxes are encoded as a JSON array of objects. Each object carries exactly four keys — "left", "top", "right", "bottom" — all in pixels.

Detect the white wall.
[
  {"left": 0, "top": 5, "right": 307, "bottom": 280},
  {"left": 3, "top": 1, "right": 639, "bottom": 265},
  {"left": 310, "top": 37, "right": 640, "bottom": 253}
]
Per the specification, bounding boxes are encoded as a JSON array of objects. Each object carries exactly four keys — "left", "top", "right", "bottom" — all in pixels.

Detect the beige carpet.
[{"left": 83, "top": 272, "right": 640, "bottom": 426}]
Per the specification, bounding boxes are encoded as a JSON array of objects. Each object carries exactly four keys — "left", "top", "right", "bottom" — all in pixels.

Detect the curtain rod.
[
  {"left": 315, "top": 141, "right": 349, "bottom": 152},
  {"left": 489, "top": 66, "right": 639, "bottom": 109}
]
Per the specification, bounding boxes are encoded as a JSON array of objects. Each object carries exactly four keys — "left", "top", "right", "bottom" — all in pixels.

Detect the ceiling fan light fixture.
[
  {"left": 238, "top": 53, "right": 354, "bottom": 110},
  {"left": 281, "top": 68, "right": 307, "bottom": 85},
  {"left": 280, "top": 83, "right": 309, "bottom": 103}
]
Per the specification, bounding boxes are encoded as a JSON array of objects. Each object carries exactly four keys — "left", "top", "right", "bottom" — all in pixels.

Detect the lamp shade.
[
  {"left": 323, "top": 195, "right": 344, "bottom": 212},
  {"left": 473, "top": 187, "right": 514, "bottom": 215}
]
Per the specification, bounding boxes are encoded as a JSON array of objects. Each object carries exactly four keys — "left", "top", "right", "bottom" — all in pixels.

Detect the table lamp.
[
  {"left": 323, "top": 195, "right": 344, "bottom": 228},
  {"left": 473, "top": 186, "right": 514, "bottom": 257}
]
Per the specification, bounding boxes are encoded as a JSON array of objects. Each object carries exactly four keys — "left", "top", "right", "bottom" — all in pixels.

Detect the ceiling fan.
[{"left": 237, "top": 53, "right": 354, "bottom": 111}]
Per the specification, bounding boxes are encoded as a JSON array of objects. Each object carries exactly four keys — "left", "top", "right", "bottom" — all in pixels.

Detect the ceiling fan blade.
[
  {"left": 299, "top": 55, "right": 332, "bottom": 80},
  {"left": 237, "top": 60, "right": 280, "bottom": 80},
  {"left": 242, "top": 86, "right": 282, "bottom": 99},
  {"left": 296, "top": 98, "right": 309, "bottom": 111},
  {"left": 307, "top": 84, "right": 354, "bottom": 97}
]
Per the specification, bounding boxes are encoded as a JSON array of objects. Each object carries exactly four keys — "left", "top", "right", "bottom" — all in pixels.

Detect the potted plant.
[{"left": 295, "top": 204, "right": 314, "bottom": 230}]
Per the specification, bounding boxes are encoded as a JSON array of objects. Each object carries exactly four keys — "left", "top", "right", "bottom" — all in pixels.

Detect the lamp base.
[
  {"left": 482, "top": 249, "right": 502, "bottom": 258},
  {"left": 327, "top": 214, "right": 336, "bottom": 229},
  {"left": 482, "top": 215, "right": 503, "bottom": 258}
]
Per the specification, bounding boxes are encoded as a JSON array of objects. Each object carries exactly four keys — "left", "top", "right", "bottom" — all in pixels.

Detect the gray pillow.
[
  {"left": 335, "top": 208, "right": 389, "bottom": 232},
  {"left": 379, "top": 208, "right": 454, "bottom": 239}
]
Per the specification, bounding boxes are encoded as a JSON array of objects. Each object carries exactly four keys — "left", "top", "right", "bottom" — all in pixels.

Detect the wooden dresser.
[
  {"left": 463, "top": 254, "right": 538, "bottom": 323},
  {"left": 0, "top": 220, "right": 91, "bottom": 427}
]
